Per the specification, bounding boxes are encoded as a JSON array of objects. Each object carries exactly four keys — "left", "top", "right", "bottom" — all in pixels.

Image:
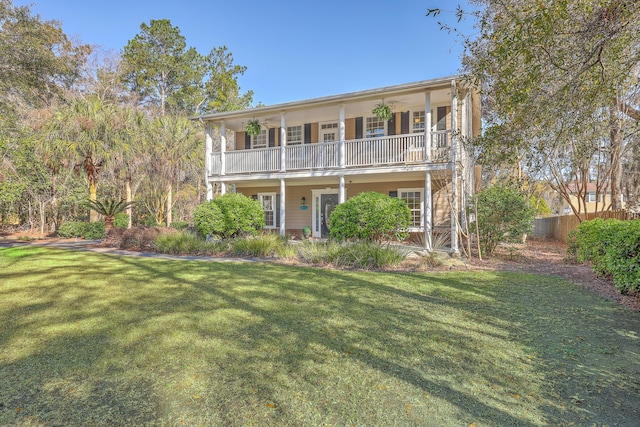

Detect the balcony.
[{"left": 210, "top": 131, "right": 450, "bottom": 176}]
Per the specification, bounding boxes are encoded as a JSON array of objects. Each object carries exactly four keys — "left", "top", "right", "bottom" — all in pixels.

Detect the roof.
[{"left": 192, "top": 76, "right": 461, "bottom": 130}]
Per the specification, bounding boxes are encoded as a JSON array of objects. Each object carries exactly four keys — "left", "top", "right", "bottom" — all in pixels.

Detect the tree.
[
  {"left": 470, "top": 184, "right": 536, "bottom": 256},
  {"left": 429, "top": 1, "right": 640, "bottom": 216},
  {"left": 121, "top": 19, "right": 202, "bottom": 116},
  {"left": 45, "top": 97, "right": 116, "bottom": 221},
  {"left": 121, "top": 19, "right": 252, "bottom": 116},
  {"left": 144, "top": 115, "right": 202, "bottom": 226},
  {"left": 83, "top": 198, "right": 134, "bottom": 231},
  {"left": 0, "top": 0, "right": 90, "bottom": 113}
]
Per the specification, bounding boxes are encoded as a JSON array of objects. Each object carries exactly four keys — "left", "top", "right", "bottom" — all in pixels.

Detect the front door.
[{"left": 320, "top": 193, "right": 338, "bottom": 238}]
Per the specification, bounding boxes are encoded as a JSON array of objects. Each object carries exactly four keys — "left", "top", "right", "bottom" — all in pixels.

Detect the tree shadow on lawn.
[{"left": 1, "top": 248, "right": 639, "bottom": 426}]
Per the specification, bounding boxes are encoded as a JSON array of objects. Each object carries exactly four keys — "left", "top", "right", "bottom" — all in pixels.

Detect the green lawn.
[{"left": 1, "top": 247, "right": 638, "bottom": 426}]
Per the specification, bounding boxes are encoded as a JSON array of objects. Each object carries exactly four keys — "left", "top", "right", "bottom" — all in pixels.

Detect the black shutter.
[
  {"left": 268, "top": 128, "right": 275, "bottom": 147},
  {"left": 437, "top": 106, "right": 447, "bottom": 131},
  {"left": 388, "top": 113, "right": 396, "bottom": 136},
  {"left": 401, "top": 111, "right": 410, "bottom": 134},
  {"left": 245, "top": 132, "right": 251, "bottom": 149},
  {"left": 388, "top": 191, "right": 398, "bottom": 198},
  {"left": 304, "top": 123, "right": 312, "bottom": 143},
  {"left": 355, "top": 117, "right": 363, "bottom": 139},
  {"left": 275, "top": 194, "right": 281, "bottom": 227}
]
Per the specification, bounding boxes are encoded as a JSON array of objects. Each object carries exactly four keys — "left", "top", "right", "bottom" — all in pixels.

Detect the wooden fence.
[{"left": 533, "top": 210, "right": 639, "bottom": 242}]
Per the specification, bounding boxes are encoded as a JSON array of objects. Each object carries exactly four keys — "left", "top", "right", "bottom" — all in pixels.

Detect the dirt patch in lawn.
[{"left": 466, "top": 236, "right": 640, "bottom": 312}]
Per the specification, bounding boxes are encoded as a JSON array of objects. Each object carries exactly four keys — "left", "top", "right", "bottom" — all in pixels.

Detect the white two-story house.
[{"left": 196, "top": 76, "right": 481, "bottom": 252}]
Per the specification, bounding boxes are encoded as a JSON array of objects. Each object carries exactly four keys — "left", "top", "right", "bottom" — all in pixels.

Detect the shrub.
[
  {"left": 296, "top": 241, "right": 339, "bottom": 264},
  {"left": 114, "top": 213, "right": 129, "bottom": 229},
  {"left": 57, "top": 221, "right": 106, "bottom": 240},
  {"left": 193, "top": 194, "right": 265, "bottom": 238},
  {"left": 329, "top": 241, "right": 407, "bottom": 269},
  {"left": 329, "top": 192, "right": 410, "bottom": 242},
  {"left": 574, "top": 218, "right": 640, "bottom": 294},
  {"left": 230, "top": 233, "right": 283, "bottom": 257},
  {"left": 193, "top": 201, "right": 224, "bottom": 237},
  {"left": 120, "top": 227, "right": 172, "bottom": 251},
  {"left": 215, "top": 193, "right": 266, "bottom": 238},
  {"left": 153, "top": 230, "right": 219, "bottom": 255},
  {"left": 469, "top": 185, "right": 536, "bottom": 255},
  {"left": 170, "top": 221, "right": 189, "bottom": 230}
]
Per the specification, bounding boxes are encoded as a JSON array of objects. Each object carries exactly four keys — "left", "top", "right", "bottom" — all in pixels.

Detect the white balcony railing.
[
  {"left": 208, "top": 132, "right": 451, "bottom": 176},
  {"left": 286, "top": 142, "right": 339, "bottom": 170}
]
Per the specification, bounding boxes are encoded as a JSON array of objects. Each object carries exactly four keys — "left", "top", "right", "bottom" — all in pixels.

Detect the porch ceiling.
[
  {"left": 231, "top": 170, "right": 452, "bottom": 190},
  {"left": 197, "top": 78, "right": 456, "bottom": 131}
]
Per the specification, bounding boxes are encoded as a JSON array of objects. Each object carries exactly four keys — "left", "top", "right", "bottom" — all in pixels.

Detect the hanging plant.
[
  {"left": 372, "top": 102, "right": 393, "bottom": 121},
  {"left": 245, "top": 118, "right": 261, "bottom": 136}
]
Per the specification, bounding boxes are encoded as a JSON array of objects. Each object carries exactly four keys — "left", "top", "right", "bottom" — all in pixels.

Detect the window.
[
  {"left": 398, "top": 188, "right": 423, "bottom": 229},
  {"left": 252, "top": 130, "right": 267, "bottom": 149},
  {"left": 258, "top": 193, "right": 276, "bottom": 228},
  {"left": 366, "top": 117, "right": 385, "bottom": 138},
  {"left": 320, "top": 122, "right": 338, "bottom": 142},
  {"left": 287, "top": 125, "right": 303, "bottom": 145},
  {"left": 412, "top": 111, "right": 425, "bottom": 133},
  {"left": 587, "top": 192, "right": 597, "bottom": 203}
]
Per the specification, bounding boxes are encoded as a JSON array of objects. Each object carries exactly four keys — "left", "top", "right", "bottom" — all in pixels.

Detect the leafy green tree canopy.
[{"left": 121, "top": 19, "right": 252, "bottom": 116}]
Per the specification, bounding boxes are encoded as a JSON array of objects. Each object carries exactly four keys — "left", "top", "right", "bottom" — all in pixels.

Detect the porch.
[{"left": 210, "top": 131, "right": 451, "bottom": 176}]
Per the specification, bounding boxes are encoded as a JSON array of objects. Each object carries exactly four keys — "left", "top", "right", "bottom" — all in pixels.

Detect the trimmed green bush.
[
  {"left": 57, "top": 221, "right": 106, "bottom": 240},
  {"left": 193, "top": 194, "right": 265, "bottom": 239},
  {"left": 470, "top": 185, "right": 536, "bottom": 255},
  {"left": 574, "top": 218, "right": 640, "bottom": 294},
  {"left": 329, "top": 192, "right": 410, "bottom": 242},
  {"left": 193, "top": 200, "right": 224, "bottom": 237}
]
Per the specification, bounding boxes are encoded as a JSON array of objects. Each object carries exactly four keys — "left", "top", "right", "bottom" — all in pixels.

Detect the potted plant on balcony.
[
  {"left": 372, "top": 101, "right": 393, "bottom": 121},
  {"left": 245, "top": 118, "right": 261, "bottom": 136}
]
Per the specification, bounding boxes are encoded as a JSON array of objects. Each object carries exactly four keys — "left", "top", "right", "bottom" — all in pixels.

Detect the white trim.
[
  {"left": 311, "top": 188, "right": 339, "bottom": 238},
  {"left": 319, "top": 121, "right": 339, "bottom": 143},
  {"left": 258, "top": 192, "right": 277, "bottom": 228},
  {"left": 251, "top": 129, "right": 268, "bottom": 149},
  {"left": 398, "top": 187, "right": 424, "bottom": 231}
]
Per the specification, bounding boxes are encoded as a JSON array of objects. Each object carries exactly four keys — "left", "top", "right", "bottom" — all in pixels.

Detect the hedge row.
[{"left": 574, "top": 218, "right": 640, "bottom": 294}]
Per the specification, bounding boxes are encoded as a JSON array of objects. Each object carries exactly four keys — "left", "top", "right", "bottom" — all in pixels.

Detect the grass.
[{"left": 1, "top": 247, "right": 639, "bottom": 426}]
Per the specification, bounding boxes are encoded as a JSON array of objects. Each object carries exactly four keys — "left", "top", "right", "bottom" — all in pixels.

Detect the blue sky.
[{"left": 18, "top": 0, "right": 475, "bottom": 106}]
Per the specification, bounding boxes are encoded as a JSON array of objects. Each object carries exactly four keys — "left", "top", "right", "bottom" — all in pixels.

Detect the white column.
[
  {"left": 424, "top": 92, "right": 432, "bottom": 162},
  {"left": 424, "top": 172, "right": 432, "bottom": 251},
  {"left": 280, "top": 113, "right": 286, "bottom": 172},
  {"left": 450, "top": 79, "right": 460, "bottom": 255},
  {"left": 220, "top": 182, "right": 226, "bottom": 195},
  {"left": 205, "top": 124, "right": 213, "bottom": 200},
  {"left": 339, "top": 175, "right": 346, "bottom": 203},
  {"left": 220, "top": 122, "right": 226, "bottom": 176},
  {"left": 339, "top": 105, "right": 346, "bottom": 168},
  {"left": 279, "top": 178, "right": 286, "bottom": 236}
]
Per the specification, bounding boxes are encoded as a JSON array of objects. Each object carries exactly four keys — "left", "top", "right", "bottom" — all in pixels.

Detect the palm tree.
[
  {"left": 83, "top": 199, "right": 134, "bottom": 231},
  {"left": 46, "top": 97, "right": 116, "bottom": 222},
  {"left": 146, "top": 115, "right": 201, "bottom": 226}
]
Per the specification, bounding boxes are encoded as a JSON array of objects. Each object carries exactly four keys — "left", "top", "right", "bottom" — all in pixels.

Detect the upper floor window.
[
  {"left": 287, "top": 125, "right": 303, "bottom": 145},
  {"left": 366, "top": 117, "right": 385, "bottom": 139},
  {"left": 412, "top": 111, "right": 425, "bottom": 133},
  {"left": 252, "top": 130, "right": 267, "bottom": 149}
]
